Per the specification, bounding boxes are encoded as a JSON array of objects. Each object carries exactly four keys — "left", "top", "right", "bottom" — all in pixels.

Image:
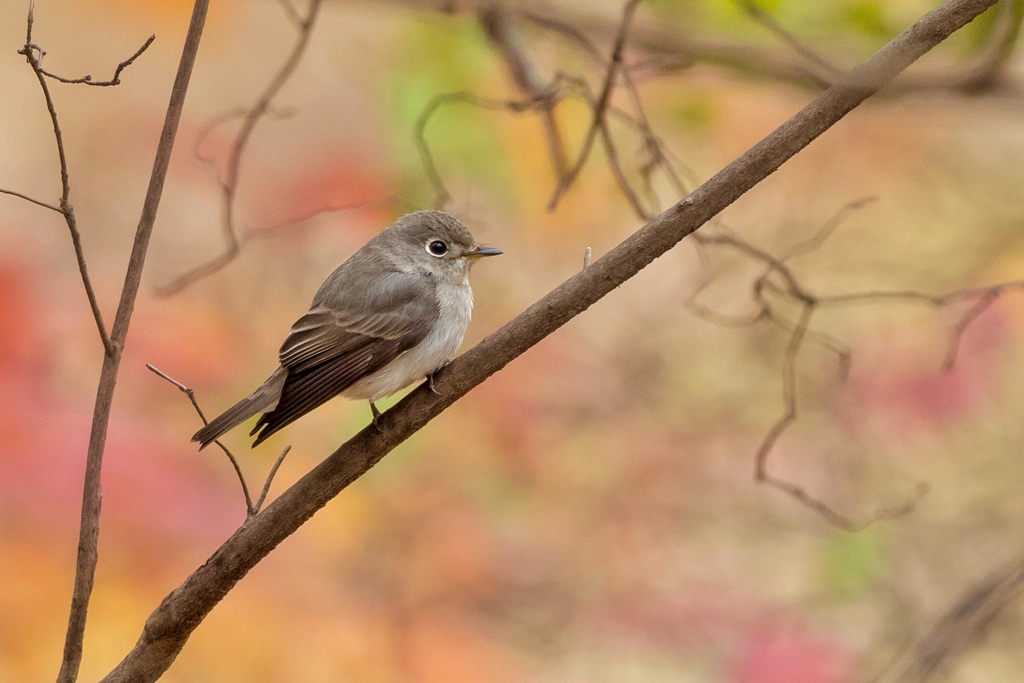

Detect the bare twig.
[
  {"left": 598, "top": 115, "right": 655, "bottom": 220},
  {"left": 753, "top": 303, "right": 922, "bottom": 531},
  {"left": 480, "top": 4, "right": 570, "bottom": 183},
  {"left": 694, "top": 215, "right": 1024, "bottom": 526},
  {"left": 692, "top": 216, "right": 889, "bottom": 526},
  {"left": 695, "top": 231, "right": 811, "bottom": 300},
  {"left": 517, "top": 0, "right": 833, "bottom": 88},
  {"left": 738, "top": 0, "right": 845, "bottom": 81},
  {"left": 146, "top": 364, "right": 291, "bottom": 518},
  {"left": 13, "top": 6, "right": 129, "bottom": 356},
  {"left": 620, "top": 65, "right": 690, "bottom": 208},
  {"left": 99, "top": 2, "right": 999, "bottom": 679},
  {"left": 779, "top": 195, "right": 878, "bottom": 261},
  {"left": 414, "top": 89, "right": 566, "bottom": 208},
  {"left": 534, "top": 12, "right": 921, "bottom": 530},
  {"left": 547, "top": 38, "right": 692, "bottom": 221},
  {"left": 944, "top": 288, "right": 1000, "bottom": 369},
  {"left": 145, "top": 364, "right": 255, "bottom": 515},
  {"left": 254, "top": 446, "right": 292, "bottom": 514},
  {"left": 56, "top": 1, "right": 211, "bottom": 681},
  {"left": 0, "top": 187, "right": 61, "bottom": 213},
  {"left": 566, "top": 65, "right": 656, "bottom": 221},
  {"left": 688, "top": 205, "right": 1024, "bottom": 527},
  {"left": 518, "top": 9, "right": 606, "bottom": 66},
  {"left": 413, "top": 69, "right": 661, "bottom": 217},
  {"left": 549, "top": 0, "right": 644, "bottom": 211},
  {"left": 28, "top": 34, "right": 155, "bottom": 86},
  {"left": 552, "top": 69, "right": 655, "bottom": 216},
  {"left": 583, "top": 247, "right": 592, "bottom": 269},
  {"left": 815, "top": 289, "right": 943, "bottom": 306},
  {"left": 159, "top": 0, "right": 323, "bottom": 296},
  {"left": 401, "top": 0, "right": 1023, "bottom": 95},
  {"left": 276, "top": 0, "right": 304, "bottom": 28},
  {"left": 603, "top": 60, "right": 702, "bottom": 226},
  {"left": 281, "top": 198, "right": 398, "bottom": 231},
  {"left": 143, "top": 365, "right": 293, "bottom": 517},
  {"left": 815, "top": 280, "right": 1024, "bottom": 371},
  {"left": 191, "top": 105, "right": 296, "bottom": 186}
]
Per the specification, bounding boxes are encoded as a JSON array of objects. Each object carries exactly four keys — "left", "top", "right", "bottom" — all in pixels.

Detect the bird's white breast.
[{"left": 343, "top": 280, "right": 474, "bottom": 403}]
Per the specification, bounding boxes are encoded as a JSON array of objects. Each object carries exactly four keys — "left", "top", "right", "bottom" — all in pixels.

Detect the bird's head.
[{"left": 381, "top": 210, "right": 502, "bottom": 284}]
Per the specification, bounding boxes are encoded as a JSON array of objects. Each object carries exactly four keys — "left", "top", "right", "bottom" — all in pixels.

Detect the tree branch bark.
[
  {"left": 100, "top": 0, "right": 998, "bottom": 680},
  {"left": 57, "top": 2, "right": 210, "bottom": 681}
]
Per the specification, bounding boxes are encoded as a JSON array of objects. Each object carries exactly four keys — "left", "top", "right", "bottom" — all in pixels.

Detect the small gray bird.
[{"left": 193, "top": 210, "right": 501, "bottom": 449}]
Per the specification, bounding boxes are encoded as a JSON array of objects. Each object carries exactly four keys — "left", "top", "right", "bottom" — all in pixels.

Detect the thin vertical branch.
[{"left": 57, "top": 1, "right": 210, "bottom": 681}]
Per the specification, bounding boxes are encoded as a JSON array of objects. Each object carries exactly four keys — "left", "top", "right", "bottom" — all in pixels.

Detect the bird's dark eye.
[{"left": 427, "top": 240, "right": 449, "bottom": 257}]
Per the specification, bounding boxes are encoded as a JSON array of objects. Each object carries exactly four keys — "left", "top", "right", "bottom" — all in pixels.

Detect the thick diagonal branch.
[{"left": 99, "top": 1, "right": 998, "bottom": 681}]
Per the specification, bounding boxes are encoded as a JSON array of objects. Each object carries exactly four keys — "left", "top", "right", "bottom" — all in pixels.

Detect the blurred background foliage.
[{"left": 2, "top": 0, "right": 1024, "bottom": 681}]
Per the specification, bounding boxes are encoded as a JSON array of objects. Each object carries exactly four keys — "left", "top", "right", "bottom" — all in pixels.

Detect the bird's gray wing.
[{"left": 251, "top": 273, "right": 438, "bottom": 445}]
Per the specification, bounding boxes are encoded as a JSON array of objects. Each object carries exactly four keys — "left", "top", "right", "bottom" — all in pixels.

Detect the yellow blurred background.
[{"left": 2, "top": 0, "right": 1024, "bottom": 681}]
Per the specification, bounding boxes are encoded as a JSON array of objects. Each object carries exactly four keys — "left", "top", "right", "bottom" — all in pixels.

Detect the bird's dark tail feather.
[{"left": 192, "top": 369, "right": 286, "bottom": 449}]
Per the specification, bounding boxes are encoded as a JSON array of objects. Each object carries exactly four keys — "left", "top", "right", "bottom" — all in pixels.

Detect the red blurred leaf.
[
  {"left": 733, "top": 623, "right": 847, "bottom": 683},
  {"left": 0, "top": 260, "right": 39, "bottom": 372}
]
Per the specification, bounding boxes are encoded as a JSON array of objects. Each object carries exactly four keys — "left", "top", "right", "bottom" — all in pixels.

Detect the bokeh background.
[{"left": 3, "top": 0, "right": 1024, "bottom": 681}]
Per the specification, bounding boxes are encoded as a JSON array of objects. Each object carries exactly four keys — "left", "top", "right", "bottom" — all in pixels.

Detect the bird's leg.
[
  {"left": 427, "top": 361, "right": 451, "bottom": 395},
  {"left": 369, "top": 401, "right": 383, "bottom": 431}
]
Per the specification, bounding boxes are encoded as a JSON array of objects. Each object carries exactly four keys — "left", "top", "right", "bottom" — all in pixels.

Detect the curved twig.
[
  {"left": 29, "top": 34, "right": 155, "bottom": 86},
  {"left": 146, "top": 364, "right": 255, "bottom": 515},
  {"left": 158, "top": 0, "right": 324, "bottom": 296},
  {"left": 414, "top": 89, "right": 562, "bottom": 208}
]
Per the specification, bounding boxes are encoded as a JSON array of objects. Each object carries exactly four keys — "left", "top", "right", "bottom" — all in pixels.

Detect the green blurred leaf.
[
  {"left": 842, "top": 0, "right": 893, "bottom": 39},
  {"left": 821, "top": 527, "right": 883, "bottom": 599},
  {"left": 668, "top": 91, "right": 717, "bottom": 128}
]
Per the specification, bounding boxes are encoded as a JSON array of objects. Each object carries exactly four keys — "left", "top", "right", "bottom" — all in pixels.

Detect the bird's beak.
[{"left": 465, "top": 245, "right": 503, "bottom": 258}]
